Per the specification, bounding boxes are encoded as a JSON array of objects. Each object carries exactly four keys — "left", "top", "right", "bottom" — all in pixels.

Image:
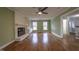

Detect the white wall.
[{"left": 15, "top": 11, "right": 29, "bottom": 41}]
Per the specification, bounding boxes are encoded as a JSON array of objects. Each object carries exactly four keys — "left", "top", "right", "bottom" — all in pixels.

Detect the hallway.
[{"left": 3, "top": 32, "right": 79, "bottom": 51}]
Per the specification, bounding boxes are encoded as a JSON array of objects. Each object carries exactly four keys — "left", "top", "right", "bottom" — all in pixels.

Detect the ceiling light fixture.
[{"left": 38, "top": 11, "right": 42, "bottom": 15}]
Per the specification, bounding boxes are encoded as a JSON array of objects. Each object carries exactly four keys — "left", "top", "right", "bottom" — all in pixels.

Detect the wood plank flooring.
[{"left": 3, "top": 32, "right": 79, "bottom": 51}]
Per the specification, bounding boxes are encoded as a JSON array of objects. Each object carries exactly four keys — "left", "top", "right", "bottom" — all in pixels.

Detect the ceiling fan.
[{"left": 36, "top": 7, "right": 48, "bottom": 15}]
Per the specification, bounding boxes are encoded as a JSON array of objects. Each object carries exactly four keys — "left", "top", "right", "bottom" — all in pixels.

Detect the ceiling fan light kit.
[
  {"left": 36, "top": 7, "right": 48, "bottom": 15},
  {"left": 38, "top": 11, "right": 42, "bottom": 15}
]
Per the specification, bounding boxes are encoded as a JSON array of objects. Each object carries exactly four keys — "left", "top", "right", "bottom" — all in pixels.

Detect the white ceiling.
[{"left": 8, "top": 7, "right": 70, "bottom": 18}]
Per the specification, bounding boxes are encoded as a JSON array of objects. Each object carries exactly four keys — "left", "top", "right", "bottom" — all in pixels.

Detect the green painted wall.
[
  {"left": 0, "top": 8, "right": 15, "bottom": 47},
  {"left": 37, "top": 21, "right": 43, "bottom": 32},
  {"left": 48, "top": 20, "right": 51, "bottom": 31},
  {"left": 51, "top": 16, "right": 61, "bottom": 35},
  {"left": 51, "top": 7, "right": 77, "bottom": 36}
]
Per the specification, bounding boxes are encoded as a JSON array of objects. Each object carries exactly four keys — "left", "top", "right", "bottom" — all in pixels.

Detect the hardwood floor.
[{"left": 3, "top": 32, "right": 79, "bottom": 51}]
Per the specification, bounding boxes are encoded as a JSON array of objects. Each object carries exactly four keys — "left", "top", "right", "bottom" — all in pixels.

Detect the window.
[
  {"left": 32, "top": 22, "right": 37, "bottom": 30},
  {"left": 43, "top": 22, "right": 48, "bottom": 30}
]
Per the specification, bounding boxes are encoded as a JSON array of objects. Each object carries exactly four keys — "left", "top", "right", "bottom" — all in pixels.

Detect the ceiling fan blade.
[
  {"left": 42, "top": 12, "right": 48, "bottom": 14},
  {"left": 41, "top": 7, "right": 48, "bottom": 11},
  {"left": 38, "top": 7, "right": 42, "bottom": 11},
  {"left": 35, "top": 7, "right": 48, "bottom": 14}
]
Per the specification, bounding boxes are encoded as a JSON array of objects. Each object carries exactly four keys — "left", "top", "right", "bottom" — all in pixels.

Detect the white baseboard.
[
  {"left": 0, "top": 33, "right": 30, "bottom": 50},
  {"left": 0, "top": 40, "right": 15, "bottom": 50},
  {"left": 52, "top": 32, "right": 63, "bottom": 38}
]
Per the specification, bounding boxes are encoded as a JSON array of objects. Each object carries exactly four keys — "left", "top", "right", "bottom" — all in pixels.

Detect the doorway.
[{"left": 61, "top": 8, "right": 79, "bottom": 39}]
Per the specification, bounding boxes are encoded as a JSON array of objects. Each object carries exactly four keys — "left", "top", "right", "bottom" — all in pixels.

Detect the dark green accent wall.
[
  {"left": 37, "top": 21, "right": 43, "bottom": 32},
  {"left": 0, "top": 8, "right": 15, "bottom": 47},
  {"left": 51, "top": 7, "right": 77, "bottom": 36},
  {"left": 48, "top": 20, "right": 51, "bottom": 31}
]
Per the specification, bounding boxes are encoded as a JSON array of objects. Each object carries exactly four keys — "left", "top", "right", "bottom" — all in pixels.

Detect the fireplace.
[{"left": 18, "top": 27, "right": 25, "bottom": 37}]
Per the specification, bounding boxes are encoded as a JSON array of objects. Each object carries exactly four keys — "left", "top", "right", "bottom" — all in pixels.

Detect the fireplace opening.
[{"left": 18, "top": 27, "right": 25, "bottom": 37}]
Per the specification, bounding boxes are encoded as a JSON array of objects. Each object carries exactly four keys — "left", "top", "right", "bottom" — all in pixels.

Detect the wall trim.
[
  {"left": 52, "top": 32, "right": 63, "bottom": 38},
  {"left": 0, "top": 40, "right": 15, "bottom": 50}
]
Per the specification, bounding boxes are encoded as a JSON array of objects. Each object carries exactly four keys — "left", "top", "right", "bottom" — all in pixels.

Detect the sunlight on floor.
[
  {"left": 43, "top": 32, "right": 48, "bottom": 43},
  {"left": 32, "top": 33, "right": 38, "bottom": 44},
  {"left": 32, "top": 32, "right": 48, "bottom": 44}
]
